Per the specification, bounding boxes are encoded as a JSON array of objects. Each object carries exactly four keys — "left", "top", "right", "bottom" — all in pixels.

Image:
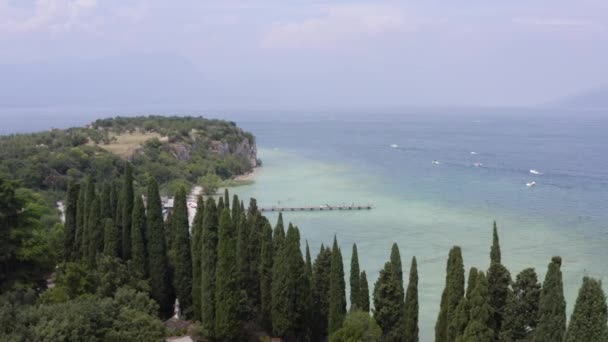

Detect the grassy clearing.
[
  {"left": 221, "top": 179, "right": 255, "bottom": 187},
  {"left": 96, "top": 131, "right": 166, "bottom": 158}
]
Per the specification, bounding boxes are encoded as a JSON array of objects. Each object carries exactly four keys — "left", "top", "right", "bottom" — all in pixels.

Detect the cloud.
[
  {"left": 261, "top": 4, "right": 415, "bottom": 49},
  {"left": 0, "top": 0, "right": 97, "bottom": 34}
]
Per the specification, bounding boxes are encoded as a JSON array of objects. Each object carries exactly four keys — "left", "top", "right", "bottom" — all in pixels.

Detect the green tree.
[
  {"left": 121, "top": 162, "right": 134, "bottom": 259},
  {"left": 215, "top": 208, "right": 240, "bottom": 340},
  {"left": 499, "top": 268, "right": 541, "bottom": 342},
  {"left": 466, "top": 267, "right": 478, "bottom": 299},
  {"left": 329, "top": 236, "right": 347, "bottom": 335},
  {"left": 236, "top": 212, "right": 251, "bottom": 318},
  {"left": 103, "top": 218, "right": 119, "bottom": 258},
  {"left": 461, "top": 272, "right": 494, "bottom": 342},
  {"left": 131, "top": 195, "right": 147, "bottom": 277},
  {"left": 273, "top": 213, "right": 286, "bottom": 261},
  {"left": 404, "top": 256, "right": 419, "bottom": 342},
  {"left": 75, "top": 184, "right": 86, "bottom": 259},
  {"left": 82, "top": 177, "right": 96, "bottom": 257},
  {"left": 330, "top": 311, "right": 382, "bottom": 342},
  {"left": 436, "top": 246, "right": 465, "bottom": 342},
  {"left": 360, "top": 271, "right": 370, "bottom": 313},
  {"left": 246, "top": 199, "right": 264, "bottom": 314},
  {"left": 201, "top": 197, "right": 219, "bottom": 338},
  {"left": 145, "top": 178, "right": 173, "bottom": 317},
  {"left": 350, "top": 243, "right": 361, "bottom": 311},
  {"left": 373, "top": 254, "right": 403, "bottom": 341},
  {"left": 312, "top": 245, "right": 333, "bottom": 340},
  {"left": 487, "top": 223, "right": 511, "bottom": 337},
  {"left": 86, "top": 196, "right": 102, "bottom": 267},
  {"left": 565, "top": 276, "right": 608, "bottom": 342},
  {"left": 64, "top": 181, "right": 79, "bottom": 260},
  {"left": 113, "top": 192, "right": 123, "bottom": 259},
  {"left": 171, "top": 187, "right": 192, "bottom": 317},
  {"left": 99, "top": 183, "right": 112, "bottom": 221},
  {"left": 490, "top": 221, "right": 501, "bottom": 264},
  {"left": 231, "top": 194, "right": 240, "bottom": 222},
  {"left": 200, "top": 173, "right": 221, "bottom": 195},
  {"left": 533, "top": 257, "right": 566, "bottom": 342},
  {"left": 259, "top": 220, "right": 274, "bottom": 332},
  {"left": 191, "top": 195, "right": 205, "bottom": 321}
]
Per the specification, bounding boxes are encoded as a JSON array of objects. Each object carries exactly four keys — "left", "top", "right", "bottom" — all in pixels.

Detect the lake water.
[{"left": 2, "top": 107, "right": 607, "bottom": 340}]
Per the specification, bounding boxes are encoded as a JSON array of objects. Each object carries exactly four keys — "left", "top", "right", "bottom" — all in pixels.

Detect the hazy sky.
[{"left": 1, "top": 0, "right": 607, "bottom": 109}]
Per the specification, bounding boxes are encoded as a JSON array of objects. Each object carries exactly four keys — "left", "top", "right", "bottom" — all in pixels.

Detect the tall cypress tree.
[
  {"left": 201, "top": 197, "right": 219, "bottom": 338},
  {"left": 305, "top": 240, "right": 312, "bottom": 276},
  {"left": 109, "top": 182, "right": 118, "bottom": 223},
  {"left": 215, "top": 208, "right": 240, "bottom": 340},
  {"left": 359, "top": 271, "right": 370, "bottom": 313},
  {"left": 259, "top": 220, "right": 274, "bottom": 332},
  {"left": 312, "top": 245, "right": 332, "bottom": 340},
  {"left": 490, "top": 221, "right": 500, "bottom": 264},
  {"left": 404, "top": 256, "right": 419, "bottom": 342},
  {"left": 103, "top": 217, "right": 119, "bottom": 258},
  {"left": 99, "top": 183, "right": 112, "bottom": 221},
  {"left": 75, "top": 183, "right": 86, "bottom": 259},
  {"left": 231, "top": 194, "right": 240, "bottom": 221},
  {"left": 114, "top": 192, "right": 123, "bottom": 259},
  {"left": 533, "top": 256, "right": 566, "bottom": 342},
  {"left": 86, "top": 196, "right": 102, "bottom": 267},
  {"left": 461, "top": 272, "right": 494, "bottom": 342},
  {"left": 350, "top": 243, "right": 361, "bottom": 311},
  {"left": 436, "top": 246, "right": 465, "bottom": 342},
  {"left": 373, "top": 246, "right": 404, "bottom": 342},
  {"left": 171, "top": 186, "right": 192, "bottom": 317},
  {"left": 466, "top": 267, "right": 479, "bottom": 299},
  {"left": 328, "top": 236, "right": 347, "bottom": 335},
  {"left": 236, "top": 212, "right": 251, "bottom": 318},
  {"left": 191, "top": 195, "right": 205, "bottom": 321},
  {"left": 223, "top": 188, "right": 230, "bottom": 211},
  {"left": 499, "top": 268, "right": 541, "bottom": 342},
  {"left": 565, "top": 277, "right": 607, "bottom": 342},
  {"left": 217, "top": 196, "right": 224, "bottom": 215},
  {"left": 131, "top": 195, "right": 147, "bottom": 277},
  {"left": 391, "top": 243, "right": 403, "bottom": 286},
  {"left": 487, "top": 223, "right": 511, "bottom": 338},
  {"left": 273, "top": 213, "right": 285, "bottom": 261},
  {"left": 121, "top": 162, "right": 134, "bottom": 259},
  {"left": 146, "top": 178, "right": 173, "bottom": 317},
  {"left": 246, "top": 198, "right": 264, "bottom": 313},
  {"left": 450, "top": 298, "right": 469, "bottom": 342},
  {"left": 82, "top": 177, "right": 96, "bottom": 257},
  {"left": 64, "top": 181, "right": 79, "bottom": 260}
]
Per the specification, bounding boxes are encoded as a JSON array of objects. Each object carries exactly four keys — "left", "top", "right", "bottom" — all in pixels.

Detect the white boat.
[
  {"left": 470, "top": 151, "right": 478, "bottom": 155},
  {"left": 473, "top": 162, "right": 483, "bottom": 167},
  {"left": 432, "top": 160, "right": 441, "bottom": 165},
  {"left": 390, "top": 144, "right": 398, "bottom": 148},
  {"left": 529, "top": 169, "right": 542, "bottom": 175},
  {"left": 526, "top": 181, "right": 536, "bottom": 187}
]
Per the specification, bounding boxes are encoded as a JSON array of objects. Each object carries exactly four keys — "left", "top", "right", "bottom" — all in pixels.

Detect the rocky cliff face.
[{"left": 209, "top": 138, "right": 258, "bottom": 168}]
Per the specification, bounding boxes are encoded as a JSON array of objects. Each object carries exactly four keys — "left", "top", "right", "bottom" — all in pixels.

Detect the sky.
[{"left": 1, "top": 0, "right": 607, "bottom": 109}]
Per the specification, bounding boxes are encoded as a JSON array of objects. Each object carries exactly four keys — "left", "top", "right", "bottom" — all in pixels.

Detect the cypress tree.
[
  {"left": 109, "top": 182, "right": 118, "bottom": 223},
  {"left": 461, "top": 272, "right": 494, "bottom": 342},
  {"left": 231, "top": 194, "right": 240, "bottom": 221},
  {"left": 533, "top": 256, "right": 566, "bottom": 342},
  {"left": 487, "top": 223, "right": 511, "bottom": 337},
  {"left": 131, "top": 195, "right": 147, "bottom": 277},
  {"left": 215, "top": 208, "right": 240, "bottom": 340},
  {"left": 436, "top": 246, "right": 465, "bottom": 342},
  {"left": 466, "top": 267, "right": 479, "bottom": 299},
  {"left": 359, "top": 271, "right": 370, "bottom": 313},
  {"left": 236, "top": 212, "right": 251, "bottom": 318},
  {"left": 82, "top": 177, "right": 96, "bottom": 256},
  {"left": 146, "top": 178, "right": 173, "bottom": 317},
  {"left": 114, "top": 192, "right": 123, "bottom": 259},
  {"left": 259, "top": 220, "right": 274, "bottom": 332},
  {"left": 64, "top": 181, "right": 79, "bottom": 260},
  {"left": 273, "top": 213, "right": 285, "bottom": 260},
  {"left": 350, "top": 243, "right": 361, "bottom": 311},
  {"left": 450, "top": 298, "right": 469, "bottom": 342},
  {"left": 490, "top": 221, "right": 500, "bottom": 264},
  {"left": 75, "top": 183, "right": 86, "bottom": 259},
  {"left": 391, "top": 243, "right": 403, "bottom": 286},
  {"left": 217, "top": 196, "right": 224, "bottom": 214},
  {"left": 103, "top": 217, "right": 119, "bottom": 257},
  {"left": 247, "top": 199, "right": 264, "bottom": 313},
  {"left": 328, "top": 236, "right": 347, "bottom": 335},
  {"left": 121, "top": 162, "right": 134, "bottom": 259},
  {"left": 86, "top": 196, "right": 102, "bottom": 267},
  {"left": 191, "top": 195, "right": 205, "bottom": 321},
  {"left": 224, "top": 188, "right": 230, "bottom": 211},
  {"left": 312, "top": 245, "right": 333, "bottom": 340},
  {"left": 100, "top": 183, "right": 112, "bottom": 221},
  {"left": 565, "top": 277, "right": 607, "bottom": 342},
  {"left": 499, "top": 268, "right": 541, "bottom": 342},
  {"left": 201, "top": 197, "right": 219, "bottom": 338},
  {"left": 305, "top": 240, "right": 312, "bottom": 276},
  {"left": 404, "top": 256, "right": 419, "bottom": 342},
  {"left": 373, "top": 260, "right": 403, "bottom": 342},
  {"left": 171, "top": 187, "right": 193, "bottom": 317}
]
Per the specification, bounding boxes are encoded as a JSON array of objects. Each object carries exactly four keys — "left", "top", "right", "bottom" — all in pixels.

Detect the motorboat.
[{"left": 526, "top": 181, "right": 536, "bottom": 187}]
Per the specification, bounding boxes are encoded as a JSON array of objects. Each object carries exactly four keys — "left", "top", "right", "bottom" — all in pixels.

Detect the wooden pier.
[{"left": 259, "top": 205, "right": 373, "bottom": 212}]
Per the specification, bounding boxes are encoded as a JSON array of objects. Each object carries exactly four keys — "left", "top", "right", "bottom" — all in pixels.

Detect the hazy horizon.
[{"left": 1, "top": 0, "right": 607, "bottom": 109}]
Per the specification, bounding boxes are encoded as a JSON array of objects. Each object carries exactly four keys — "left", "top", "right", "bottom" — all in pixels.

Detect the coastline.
[{"left": 233, "top": 167, "right": 259, "bottom": 182}]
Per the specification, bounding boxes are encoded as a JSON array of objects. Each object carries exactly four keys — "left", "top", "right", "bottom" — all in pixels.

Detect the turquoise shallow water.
[{"left": 229, "top": 112, "right": 608, "bottom": 341}]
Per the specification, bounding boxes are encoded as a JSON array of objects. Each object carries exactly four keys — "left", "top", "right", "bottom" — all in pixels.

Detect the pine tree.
[
  {"left": 131, "top": 194, "right": 147, "bottom": 277},
  {"left": 565, "top": 277, "right": 608, "bottom": 342},
  {"left": 359, "top": 271, "right": 370, "bottom": 313},
  {"left": 171, "top": 187, "right": 192, "bottom": 317},
  {"left": 103, "top": 217, "right": 119, "bottom": 257},
  {"left": 86, "top": 196, "right": 102, "bottom": 267},
  {"left": 201, "top": 197, "right": 219, "bottom": 338},
  {"left": 499, "top": 268, "right": 540, "bottom": 342},
  {"left": 146, "top": 178, "right": 173, "bottom": 317},
  {"left": 75, "top": 183, "right": 86, "bottom": 259},
  {"left": 436, "top": 246, "right": 465, "bottom": 342},
  {"left": 191, "top": 195, "right": 205, "bottom": 321},
  {"left": 259, "top": 220, "right": 274, "bottom": 332},
  {"left": 312, "top": 245, "right": 333, "bottom": 340},
  {"left": 487, "top": 223, "right": 511, "bottom": 337},
  {"left": 328, "top": 236, "right": 347, "bottom": 335},
  {"left": 404, "top": 256, "right": 419, "bottom": 342},
  {"left": 533, "top": 256, "right": 566, "bottom": 342},
  {"left": 461, "top": 272, "right": 494, "bottom": 342},
  {"left": 350, "top": 243, "right": 361, "bottom": 311},
  {"left": 215, "top": 208, "right": 240, "bottom": 340},
  {"left": 273, "top": 213, "right": 285, "bottom": 261},
  {"left": 64, "top": 181, "right": 79, "bottom": 260},
  {"left": 121, "top": 162, "right": 134, "bottom": 259}
]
